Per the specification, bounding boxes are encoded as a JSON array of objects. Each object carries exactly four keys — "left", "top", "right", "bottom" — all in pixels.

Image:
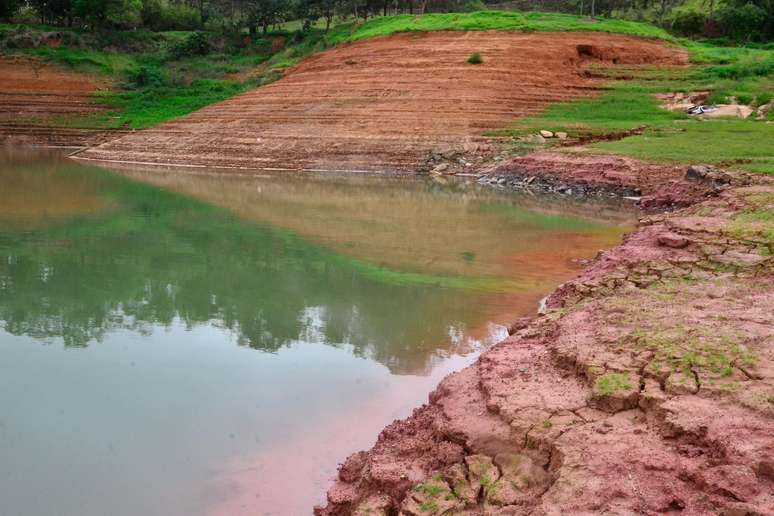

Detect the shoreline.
[{"left": 316, "top": 152, "right": 774, "bottom": 515}]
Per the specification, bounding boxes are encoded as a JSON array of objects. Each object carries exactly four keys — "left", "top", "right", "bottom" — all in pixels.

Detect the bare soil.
[
  {"left": 73, "top": 31, "right": 686, "bottom": 171},
  {"left": 316, "top": 158, "right": 774, "bottom": 515},
  {"left": 0, "top": 56, "right": 122, "bottom": 147}
]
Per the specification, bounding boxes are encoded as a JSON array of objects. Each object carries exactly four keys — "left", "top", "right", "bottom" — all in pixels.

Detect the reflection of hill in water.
[
  {"left": 0, "top": 155, "right": 631, "bottom": 375},
  {"left": 0, "top": 157, "right": 509, "bottom": 375}
]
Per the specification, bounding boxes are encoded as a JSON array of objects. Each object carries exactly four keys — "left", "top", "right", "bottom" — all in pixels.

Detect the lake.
[{"left": 0, "top": 149, "right": 632, "bottom": 515}]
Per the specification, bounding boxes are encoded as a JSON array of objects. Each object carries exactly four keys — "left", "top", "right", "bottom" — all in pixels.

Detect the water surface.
[{"left": 0, "top": 151, "right": 633, "bottom": 515}]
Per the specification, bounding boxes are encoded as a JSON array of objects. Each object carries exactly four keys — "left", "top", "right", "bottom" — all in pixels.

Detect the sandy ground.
[
  {"left": 73, "top": 31, "right": 685, "bottom": 172},
  {"left": 317, "top": 157, "right": 774, "bottom": 515},
  {"left": 0, "top": 56, "right": 121, "bottom": 147}
]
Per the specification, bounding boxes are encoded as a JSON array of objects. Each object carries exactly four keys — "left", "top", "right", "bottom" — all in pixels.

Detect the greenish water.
[{"left": 0, "top": 151, "right": 632, "bottom": 515}]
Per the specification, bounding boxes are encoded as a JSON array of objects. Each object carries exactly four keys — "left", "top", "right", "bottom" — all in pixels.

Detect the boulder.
[{"left": 539, "top": 130, "right": 554, "bottom": 138}]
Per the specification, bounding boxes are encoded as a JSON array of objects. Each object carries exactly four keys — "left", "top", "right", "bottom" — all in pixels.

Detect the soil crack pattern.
[
  {"left": 72, "top": 32, "right": 685, "bottom": 172},
  {"left": 316, "top": 159, "right": 774, "bottom": 515}
]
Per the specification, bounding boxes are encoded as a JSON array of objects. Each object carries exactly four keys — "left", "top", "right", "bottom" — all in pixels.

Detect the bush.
[
  {"left": 467, "top": 51, "right": 483, "bottom": 64},
  {"left": 756, "top": 90, "right": 773, "bottom": 106},
  {"left": 141, "top": 0, "right": 199, "bottom": 31},
  {"left": 668, "top": 8, "right": 708, "bottom": 37},
  {"left": 716, "top": 2, "right": 767, "bottom": 41},
  {"left": 124, "top": 64, "right": 167, "bottom": 87},
  {"left": 169, "top": 31, "right": 211, "bottom": 59}
]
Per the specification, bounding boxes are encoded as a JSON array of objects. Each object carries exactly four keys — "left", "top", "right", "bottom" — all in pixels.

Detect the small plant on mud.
[
  {"left": 467, "top": 52, "right": 483, "bottom": 65},
  {"left": 593, "top": 373, "right": 633, "bottom": 396}
]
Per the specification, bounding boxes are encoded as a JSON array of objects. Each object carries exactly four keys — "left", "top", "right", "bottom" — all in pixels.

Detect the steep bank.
[
  {"left": 317, "top": 156, "right": 774, "bottom": 515},
  {"left": 72, "top": 31, "right": 685, "bottom": 172}
]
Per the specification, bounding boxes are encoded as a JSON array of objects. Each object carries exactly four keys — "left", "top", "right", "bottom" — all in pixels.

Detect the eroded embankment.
[
  {"left": 317, "top": 156, "right": 774, "bottom": 515},
  {"left": 0, "top": 56, "right": 125, "bottom": 148},
  {"left": 73, "top": 31, "right": 685, "bottom": 172}
]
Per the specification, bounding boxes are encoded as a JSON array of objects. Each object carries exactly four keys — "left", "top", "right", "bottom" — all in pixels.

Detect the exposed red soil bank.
[
  {"left": 317, "top": 159, "right": 774, "bottom": 515},
  {"left": 73, "top": 31, "right": 685, "bottom": 172},
  {"left": 482, "top": 151, "right": 721, "bottom": 208},
  {"left": 0, "top": 56, "right": 123, "bottom": 147}
]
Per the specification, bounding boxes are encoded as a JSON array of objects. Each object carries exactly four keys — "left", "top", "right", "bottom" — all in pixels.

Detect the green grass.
[
  {"left": 593, "top": 372, "right": 633, "bottom": 395},
  {"left": 95, "top": 80, "right": 247, "bottom": 129},
  {"left": 593, "top": 121, "right": 774, "bottom": 175},
  {"left": 488, "top": 35, "right": 774, "bottom": 175},
  {"left": 334, "top": 11, "right": 675, "bottom": 42}
]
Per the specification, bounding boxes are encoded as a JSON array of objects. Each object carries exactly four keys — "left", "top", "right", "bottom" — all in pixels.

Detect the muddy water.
[{"left": 0, "top": 151, "right": 634, "bottom": 516}]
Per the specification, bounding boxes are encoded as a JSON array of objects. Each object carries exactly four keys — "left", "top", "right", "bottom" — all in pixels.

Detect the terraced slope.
[
  {"left": 0, "top": 56, "right": 124, "bottom": 148},
  {"left": 74, "top": 31, "right": 686, "bottom": 173}
]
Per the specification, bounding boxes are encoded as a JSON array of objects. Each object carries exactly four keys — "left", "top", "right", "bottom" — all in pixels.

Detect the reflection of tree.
[{"left": 0, "top": 163, "right": 488, "bottom": 374}]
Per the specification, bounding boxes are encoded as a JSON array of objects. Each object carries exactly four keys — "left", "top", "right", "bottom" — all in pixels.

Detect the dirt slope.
[
  {"left": 74, "top": 31, "right": 685, "bottom": 172},
  {"left": 0, "top": 56, "right": 125, "bottom": 147}
]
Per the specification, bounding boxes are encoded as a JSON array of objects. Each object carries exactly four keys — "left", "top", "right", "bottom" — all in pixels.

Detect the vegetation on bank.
[{"left": 495, "top": 39, "right": 774, "bottom": 174}]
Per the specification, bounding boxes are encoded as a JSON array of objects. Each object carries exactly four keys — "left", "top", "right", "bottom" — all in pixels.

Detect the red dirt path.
[{"left": 74, "top": 31, "right": 686, "bottom": 172}]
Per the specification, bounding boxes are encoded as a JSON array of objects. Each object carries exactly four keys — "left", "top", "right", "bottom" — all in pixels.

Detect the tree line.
[{"left": 0, "top": 0, "right": 772, "bottom": 41}]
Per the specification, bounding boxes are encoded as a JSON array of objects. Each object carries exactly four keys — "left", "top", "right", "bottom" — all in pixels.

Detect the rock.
[
  {"left": 339, "top": 451, "right": 368, "bottom": 482},
  {"left": 656, "top": 231, "right": 690, "bottom": 249},
  {"left": 400, "top": 475, "right": 461, "bottom": 515},
  {"left": 685, "top": 165, "right": 732, "bottom": 185},
  {"left": 507, "top": 317, "right": 532, "bottom": 335},
  {"left": 699, "top": 104, "right": 754, "bottom": 119},
  {"left": 539, "top": 130, "right": 554, "bottom": 138},
  {"left": 444, "top": 463, "right": 478, "bottom": 505},
  {"left": 521, "top": 134, "right": 546, "bottom": 144},
  {"left": 555, "top": 131, "right": 568, "bottom": 140},
  {"left": 665, "top": 371, "right": 699, "bottom": 395},
  {"left": 430, "top": 163, "right": 449, "bottom": 175},
  {"left": 756, "top": 102, "right": 771, "bottom": 120},
  {"left": 354, "top": 494, "right": 392, "bottom": 516},
  {"left": 710, "top": 251, "right": 768, "bottom": 268}
]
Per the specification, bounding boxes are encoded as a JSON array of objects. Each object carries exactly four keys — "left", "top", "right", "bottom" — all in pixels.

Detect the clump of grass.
[
  {"left": 467, "top": 51, "right": 483, "bottom": 65},
  {"left": 593, "top": 373, "right": 633, "bottom": 396}
]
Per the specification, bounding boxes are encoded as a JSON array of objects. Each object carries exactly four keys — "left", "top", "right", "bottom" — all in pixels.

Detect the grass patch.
[
  {"left": 94, "top": 80, "right": 247, "bottom": 129},
  {"left": 338, "top": 11, "right": 674, "bottom": 42},
  {"left": 593, "top": 372, "right": 633, "bottom": 395},
  {"left": 593, "top": 121, "right": 774, "bottom": 175},
  {"left": 496, "top": 82, "right": 686, "bottom": 139}
]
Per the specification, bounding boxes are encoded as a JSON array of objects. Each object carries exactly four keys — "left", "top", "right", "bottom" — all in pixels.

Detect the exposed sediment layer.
[
  {"left": 73, "top": 31, "right": 686, "bottom": 172},
  {"left": 317, "top": 156, "right": 774, "bottom": 515},
  {"left": 0, "top": 56, "right": 125, "bottom": 148}
]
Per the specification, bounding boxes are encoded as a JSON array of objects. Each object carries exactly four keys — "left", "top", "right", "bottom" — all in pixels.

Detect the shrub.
[
  {"left": 467, "top": 51, "right": 483, "bottom": 64},
  {"left": 124, "top": 64, "right": 167, "bottom": 87},
  {"left": 716, "top": 2, "right": 767, "bottom": 41},
  {"left": 755, "top": 90, "right": 773, "bottom": 106},
  {"left": 668, "top": 8, "right": 708, "bottom": 37},
  {"left": 169, "top": 32, "right": 211, "bottom": 59},
  {"left": 736, "top": 92, "right": 754, "bottom": 104}
]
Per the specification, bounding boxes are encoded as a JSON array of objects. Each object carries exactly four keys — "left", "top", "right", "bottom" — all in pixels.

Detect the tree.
[{"left": 0, "top": 0, "right": 21, "bottom": 21}]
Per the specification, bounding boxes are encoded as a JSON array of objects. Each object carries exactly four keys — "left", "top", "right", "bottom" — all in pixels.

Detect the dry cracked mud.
[{"left": 317, "top": 162, "right": 774, "bottom": 516}]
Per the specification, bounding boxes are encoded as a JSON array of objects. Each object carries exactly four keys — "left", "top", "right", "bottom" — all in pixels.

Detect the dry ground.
[
  {"left": 73, "top": 31, "right": 686, "bottom": 172},
  {"left": 0, "top": 56, "right": 122, "bottom": 147}
]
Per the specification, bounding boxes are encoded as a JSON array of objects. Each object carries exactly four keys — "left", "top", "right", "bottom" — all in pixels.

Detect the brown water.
[{"left": 0, "top": 151, "right": 633, "bottom": 515}]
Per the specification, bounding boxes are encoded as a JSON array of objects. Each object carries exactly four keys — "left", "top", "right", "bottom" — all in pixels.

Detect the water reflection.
[{"left": 0, "top": 152, "right": 632, "bottom": 374}]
